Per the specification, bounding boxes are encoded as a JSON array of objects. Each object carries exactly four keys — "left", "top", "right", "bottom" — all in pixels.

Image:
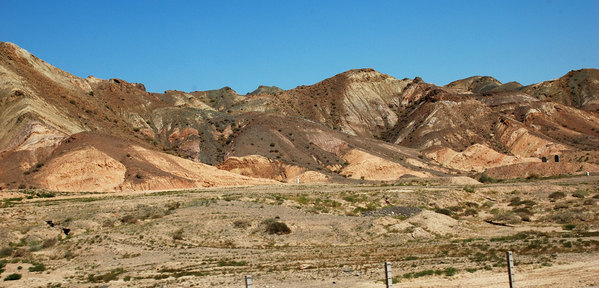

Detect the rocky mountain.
[{"left": 1, "top": 42, "right": 598, "bottom": 192}]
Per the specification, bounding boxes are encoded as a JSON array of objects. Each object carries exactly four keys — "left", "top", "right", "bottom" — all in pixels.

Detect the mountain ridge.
[{"left": 1, "top": 42, "right": 598, "bottom": 191}]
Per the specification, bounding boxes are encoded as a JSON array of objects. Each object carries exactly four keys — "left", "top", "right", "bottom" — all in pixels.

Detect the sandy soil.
[{"left": 0, "top": 176, "right": 598, "bottom": 287}]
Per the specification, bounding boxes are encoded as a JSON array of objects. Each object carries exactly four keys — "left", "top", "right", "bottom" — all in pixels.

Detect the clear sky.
[{"left": 2, "top": 0, "right": 598, "bottom": 94}]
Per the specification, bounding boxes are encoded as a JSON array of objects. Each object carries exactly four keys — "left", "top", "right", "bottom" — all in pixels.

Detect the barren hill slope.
[{"left": 1, "top": 42, "right": 598, "bottom": 191}]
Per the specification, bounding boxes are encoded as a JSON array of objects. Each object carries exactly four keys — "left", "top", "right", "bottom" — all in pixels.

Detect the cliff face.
[{"left": 1, "top": 42, "right": 598, "bottom": 191}]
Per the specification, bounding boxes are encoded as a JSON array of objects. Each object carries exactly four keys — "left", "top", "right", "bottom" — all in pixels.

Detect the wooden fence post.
[
  {"left": 245, "top": 275, "right": 252, "bottom": 288},
  {"left": 506, "top": 251, "right": 516, "bottom": 288},
  {"left": 385, "top": 262, "right": 392, "bottom": 288}
]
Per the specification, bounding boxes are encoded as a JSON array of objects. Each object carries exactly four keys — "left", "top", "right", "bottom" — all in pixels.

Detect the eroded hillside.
[{"left": 1, "top": 42, "right": 598, "bottom": 191}]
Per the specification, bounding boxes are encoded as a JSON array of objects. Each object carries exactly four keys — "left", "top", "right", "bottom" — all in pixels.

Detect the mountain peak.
[
  {"left": 446, "top": 76, "right": 502, "bottom": 93},
  {"left": 248, "top": 85, "right": 283, "bottom": 95}
]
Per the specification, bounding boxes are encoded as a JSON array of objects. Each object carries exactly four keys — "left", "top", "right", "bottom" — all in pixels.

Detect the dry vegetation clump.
[
  {"left": 233, "top": 220, "right": 251, "bottom": 229},
  {"left": 172, "top": 228, "right": 184, "bottom": 240},
  {"left": 261, "top": 218, "right": 291, "bottom": 235},
  {"left": 490, "top": 209, "right": 522, "bottom": 224},
  {"left": 87, "top": 268, "right": 126, "bottom": 283},
  {"left": 120, "top": 202, "right": 181, "bottom": 224},
  {"left": 549, "top": 191, "right": 566, "bottom": 201}
]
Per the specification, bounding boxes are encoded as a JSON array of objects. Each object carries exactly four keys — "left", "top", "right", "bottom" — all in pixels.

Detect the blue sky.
[{"left": 2, "top": 0, "right": 598, "bottom": 94}]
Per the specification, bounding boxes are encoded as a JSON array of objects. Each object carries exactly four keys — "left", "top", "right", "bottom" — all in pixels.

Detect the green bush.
[
  {"left": 4, "top": 273, "right": 21, "bottom": 281},
  {"left": 28, "top": 263, "right": 46, "bottom": 272},
  {"left": 435, "top": 208, "right": 452, "bottom": 216},
  {"left": 443, "top": 267, "right": 458, "bottom": 276}
]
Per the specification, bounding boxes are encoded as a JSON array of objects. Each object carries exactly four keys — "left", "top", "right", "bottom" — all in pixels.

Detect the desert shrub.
[
  {"left": 513, "top": 207, "right": 533, "bottom": 216},
  {"left": 509, "top": 197, "right": 536, "bottom": 207},
  {"left": 42, "top": 238, "right": 57, "bottom": 248},
  {"left": 583, "top": 199, "right": 596, "bottom": 206},
  {"left": 563, "top": 224, "right": 576, "bottom": 230},
  {"left": 549, "top": 192, "right": 566, "bottom": 201},
  {"left": 443, "top": 267, "right": 458, "bottom": 276},
  {"left": 481, "top": 201, "right": 495, "bottom": 209},
  {"left": 233, "top": 220, "right": 250, "bottom": 229},
  {"left": 0, "top": 247, "right": 13, "bottom": 258},
  {"left": 87, "top": 268, "right": 125, "bottom": 283},
  {"left": 137, "top": 205, "right": 165, "bottom": 219},
  {"left": 121, "top": 204, "right": 170, "bottom": 224},
  {"left": 553, "top": 202, "right": 570, "bottom": 210},
  {"left": 508, "top": 197, "right": 521, "bottom": 206},
  {"left": 28, "top": 263, "right": 45, "bottom": 272},
  {"left": 549, "top": 211, "right": 578, "bottom": 224},
  {"left": 102, "top": 219, "right": 115, "bottom": 228},
  {"left": 217, "top": 260, "right": 247, "bottom": 266},
  {"left": 463, "top": 208, "right": 478, "bottom": 216},
  {"left": 464, "top": 202, "right": 479, "bottom": 208},
  {"left": 38, "top": 191, "right": 55, "bottom": 198},
  {"left": 12, "top": 248, "right": 29, "bottom": 258},
  {"left": 262, "top": 219, "right": 291, "bottom": 235},
  {"left": 3, "top": 273, "right": 21, "bottom": 281},
  {"left": 120, "top": 215, "right": 138, "bottom": 224},
  {"left": 479, "top": 173, "right": 498, "bottom": 183},
  {"left": 435, "top": 208, "right": 452, "bottom": 216},
  {"left": 172, "top": 228, "right": 184, "bottom": 240},
  {"left": 571, "top": 192, "right": 585, "bottom": 199},
  {"left": 413, "top": 269, "right": 435, "bottom": 277},
  {"left": 165, "top": 202, "right": 181, "bottom": 213},
  {"left": 491, "top": 210, "right": 521, "bottom": 224},
  {"left": 448, "top": 206, "right": 463, "bottom": 212},
  {"left": 519, "top": 200, "right": 537, "bottom": 208},
  {"left": 463, "top": 186, "right": 475, "bottom": 193}
]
